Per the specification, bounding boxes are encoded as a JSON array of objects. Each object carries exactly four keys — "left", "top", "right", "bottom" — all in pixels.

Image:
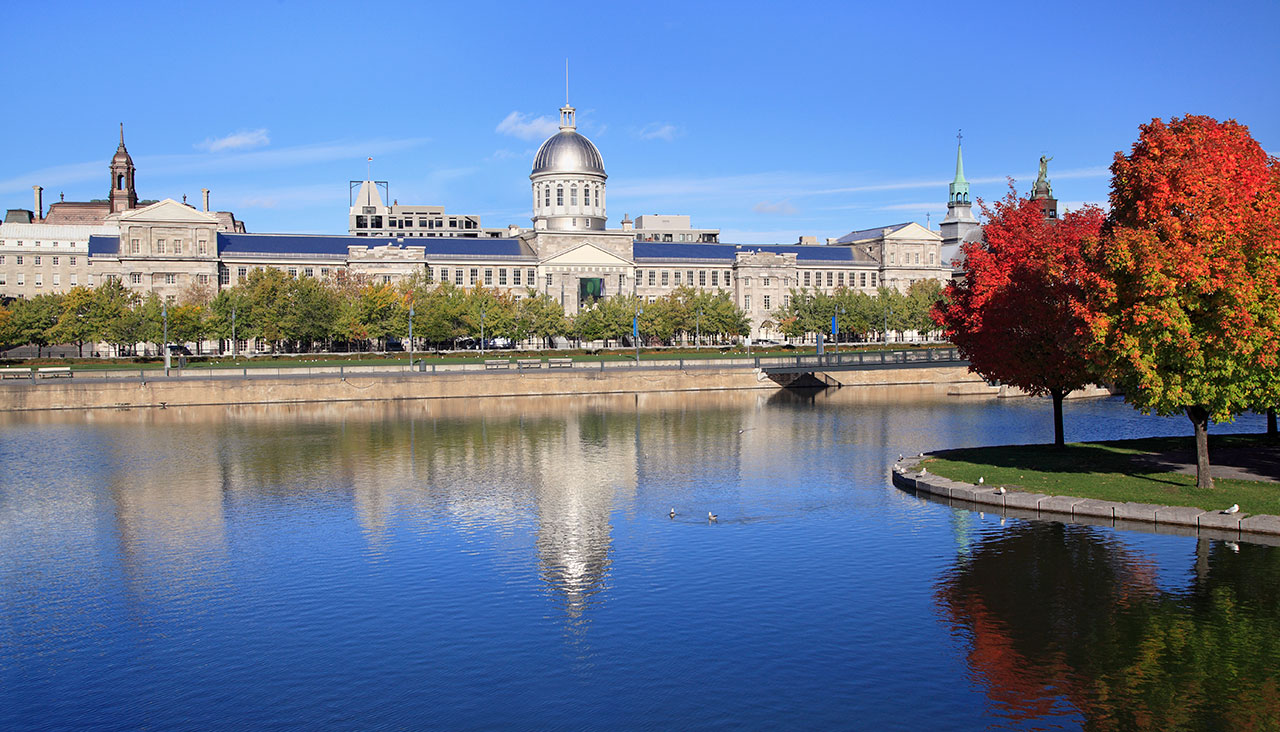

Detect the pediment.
[
  {"left": 118, "top": 198, "right": 220, "bottom": 224},
  {"left": 541, "top": 242, "right": 633, "bottom": 266},
  {"left": 885, "top": 221, "right": 942, "bottom": 242}
]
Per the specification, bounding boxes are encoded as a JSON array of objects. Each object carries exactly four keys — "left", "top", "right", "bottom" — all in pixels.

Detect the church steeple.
[
  {"left": 109, "top": 123, "right": 138, "bottom": 214},
  {"left": 940, "top": 130, "right": 980, "bottom": 250},
  {"left": 948, "top": 133, "right": 970, "bottom": 205}
]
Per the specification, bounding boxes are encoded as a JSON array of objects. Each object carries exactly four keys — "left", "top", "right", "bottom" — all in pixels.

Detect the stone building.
[{"left": 3, "top": 107, "right": 958, "bottom": 340}]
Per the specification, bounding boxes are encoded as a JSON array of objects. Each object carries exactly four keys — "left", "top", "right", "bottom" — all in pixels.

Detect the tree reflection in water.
[{"left": 938, "top": 521, "right": 1280, "bottom": 730}]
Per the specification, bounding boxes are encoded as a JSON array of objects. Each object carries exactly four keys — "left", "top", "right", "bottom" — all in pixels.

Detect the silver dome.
[{"left": 531, "top": 131, "right": 606, "bottom": 177}]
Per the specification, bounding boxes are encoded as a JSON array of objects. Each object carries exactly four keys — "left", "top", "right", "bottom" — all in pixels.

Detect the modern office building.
[{"left": 2, "top": 106, "right": 958, "bottom": 338}]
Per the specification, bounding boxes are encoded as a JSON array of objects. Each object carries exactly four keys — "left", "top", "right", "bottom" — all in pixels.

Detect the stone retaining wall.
[{"left": 891, "top": 456, "right": 1280, "bottom": 544}]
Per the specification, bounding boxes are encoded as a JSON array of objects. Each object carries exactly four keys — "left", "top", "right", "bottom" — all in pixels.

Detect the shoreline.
[{"left": 891, "top": 455, "right": 1280, "bottom": 543}]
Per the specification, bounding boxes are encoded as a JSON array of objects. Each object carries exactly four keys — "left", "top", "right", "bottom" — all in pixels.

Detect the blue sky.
[{"left": 2, "top": 0, "right": 1276, "bottom": 244}]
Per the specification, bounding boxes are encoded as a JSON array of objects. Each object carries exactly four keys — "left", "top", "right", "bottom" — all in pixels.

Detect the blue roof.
[
  {"left": 88, "top": 235, "right": 118, "bottom": 256},
  {"left": 633, "top": 242, "right": 860, "bottom": 262},
  {"left": 217, "top": 233, "right": 529, "bottom": 258}
]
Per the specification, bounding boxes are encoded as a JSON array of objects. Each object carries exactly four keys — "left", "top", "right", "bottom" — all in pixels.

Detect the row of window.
[
  {"left": 0, "top": 255, "right": 80, "bottom": 267},
  {"left": 801, "top": 270, "right": 878, "bottom": 288},
  {"left": 636, "top": 269, "right": 733, "bottom": 288},
  {"left": 888, "top": 251, "right": 935, "bottom": 266},
  {"left": 127, "top": 238, "right": 209, "bottom": 256},
  {"left": 537, "top": 182, "right": 602, "bottom": 210},
  {"left": 742, "top": 294, "right": 790, "bottom": 311},
  {"left": 355, "top": 216, "right": 479, "bottom": 230},
  {"left": 422, "top": 267, "right": 540, "bottom": 287}
]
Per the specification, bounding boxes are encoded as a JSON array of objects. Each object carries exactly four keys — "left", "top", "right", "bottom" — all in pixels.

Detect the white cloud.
[
  {"left": 496, "top": 111, "right": 559, "bottom": 141},
  {"left": 196, "top": 128, "right": 270, "bottom": 153},
  {"left": 875, "top": 201, "right": 944, "bottom": 211},
  {"left": 753, "top": 200, "right": 798, "bottom": 215},
  {"left": 637, "top": 123, "right": 678, "bottom": 141}
]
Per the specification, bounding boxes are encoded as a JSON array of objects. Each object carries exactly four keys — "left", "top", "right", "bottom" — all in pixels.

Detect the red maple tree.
[
  {"left": 1081, "top": 115, "right": 1280, "bottom": 489},
  {"left": 933, "top": 187, "right": 1105, "bottom": 446}
]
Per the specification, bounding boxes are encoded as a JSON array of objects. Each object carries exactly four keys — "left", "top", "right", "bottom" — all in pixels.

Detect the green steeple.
[{"left": 949, "top": 131, "right": 970, "bottom": 206}]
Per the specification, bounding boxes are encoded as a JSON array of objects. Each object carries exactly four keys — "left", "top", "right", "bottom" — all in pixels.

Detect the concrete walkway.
[{"left": 1136, "top": 444, "right": 1280, "bottom": 484}]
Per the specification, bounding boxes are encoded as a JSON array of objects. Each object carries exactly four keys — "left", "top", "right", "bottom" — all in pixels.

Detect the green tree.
[
  {"left": 283, "top": 276, "right": 339, "bottom": 351},
  {"left": 51, "top": 286, "right": 97, "bottom": 357},
  {"left": 8, "top": 294, "right": 63, "bottom": 356}
]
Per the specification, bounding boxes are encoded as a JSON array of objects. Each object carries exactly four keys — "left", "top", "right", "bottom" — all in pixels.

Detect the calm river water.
[{"left": 1, "top": 388, "right": 1277, "bottom": 731}]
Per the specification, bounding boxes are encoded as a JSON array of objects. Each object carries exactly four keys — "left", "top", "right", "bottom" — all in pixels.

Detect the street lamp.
[
  {"left": 633, "top": 302, "right": 643, "bottom": 364},
  {"left": 696, "top": 307, "right": 702, "bottom": 350},
  {"left": 884, "top": 304, "right": 892, "bottom": 346},
  {"left": 231, "top": 304, "right": 237, "bottom": 358},
  {"left": 408, "top": 301, "right": 414, "bottom": 371},
  {"left": 162, "top": 301, "right": 170, "bottom": 375},
  {"left": 480, "top": 302, "right": 487, "bottom": 358}
]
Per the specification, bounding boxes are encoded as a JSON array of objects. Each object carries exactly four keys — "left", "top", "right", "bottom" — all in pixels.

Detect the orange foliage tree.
[{"left": 1081, "top": 115, "right": 1280, "bottom": 488}]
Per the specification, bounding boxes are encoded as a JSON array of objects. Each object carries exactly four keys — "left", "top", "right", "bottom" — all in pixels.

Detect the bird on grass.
[
  {"left": 1224, "top": 504, "right": 1240, "bottom": 514},
  {"left": 707, "top": 512, "right": 718, "bottom": 523},
  {"left": 996, "top": 487, "right": 1007, "bottom": 495},
  {"left": 920, "top": 467, "right": 927, "bottom": 475},
  {"left": 978, "top": 477, "right": 985, "bottom": 485}
]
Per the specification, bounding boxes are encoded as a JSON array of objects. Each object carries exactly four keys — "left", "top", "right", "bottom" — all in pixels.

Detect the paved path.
[{"left": 1137, "top": 444, "right": 1280, "bottom": 483}]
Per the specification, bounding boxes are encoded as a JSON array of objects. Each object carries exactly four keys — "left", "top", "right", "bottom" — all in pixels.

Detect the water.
[{"left": 1, "top": 389, "right": 1276, "bottom": 730}]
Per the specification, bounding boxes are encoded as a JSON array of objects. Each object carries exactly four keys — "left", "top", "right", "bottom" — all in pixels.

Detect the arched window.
[
  {"left": 556, "top": 186, "right": 563, "bottom": 206},
  {"left": 570, "top": 186, "right": 577, "bottom": 206},
  {"left": 117, "top": 174, "right": 124, "bottom": 190}
]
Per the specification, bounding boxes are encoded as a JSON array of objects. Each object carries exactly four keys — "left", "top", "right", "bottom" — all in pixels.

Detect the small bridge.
[{"left": 758, "top": 347, "right": 969, "bottom": 388}]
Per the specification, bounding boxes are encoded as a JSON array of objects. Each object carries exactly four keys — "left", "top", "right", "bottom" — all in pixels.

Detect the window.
[
  {"left": 87, "top": 274, "right": 94, "bottom": 286},
  {"left": 546, "top": 273, "right": 553, "bottom": 288},
  {"left": 763, "top": 277, "right": 771, "bottom": 287},
  {"left": 16, "top": 256, "right": 23, "bottom": 265},
  {"left": 198, "top": 240, "right": 208, "bottom": 255},
  {"left": 0, "top": 255, "right": 5, "bottom": 264},
  {"left": 238, "top": 267, "right": 247, "bottom": 281},
  {"left": 838, "top": 272, "right": 845, "bottom": 287},
  {"left": 469, "top": 268, "right": 478, "bottom": 285},
  {"left": 648, "top": 270, "right": 656, "bottom": 286},
  {"left": 711, "top": 271, "right": 719, "bottom": 287},
  {"left": 356, "top": 215, "right": 368, "bottom": 229},
  {"left": 699, "top": 270, "right": 707, "bottom": 287},
  {"left": 164, "top": 273, "right": 177, "bottom": 285},
  {"left": 744, "top": 295, "right": 751, "bottom": 309},
  {"left": 570, "top": 187, "right": 577, "bottom": 206},
  {"left": 219, "top": 268, "right": 230, "bottom": 285},
  {"left": 673, "top": 271, "right": 681, "bottom": 285},
  {"left": 763, "top": 295, "right": 771, "bottom": 310},
  {"left": 661, "top": 271, "right": 668, "bottom": 286},
  {"left": 16, "top": 273, "right": 23, "bottom": 285},
  {"left": 156, "top": 239, "right": 166, "bottom": 254},
  {"left": 130, "top": 273, "right": 142, "bottom": 284},
  {"left": 321, "top": 268, "right": 330, "bottom": 277},
  {"left": 70, "top": 274, "right": 78, "bottom": 286},
  {"left": 619, "top": 274, "right": 625, "bottom": 291},
  {"left": 889, "top": 252, "right": 895, "bottom": 264},
  {"left": 52, "top": 274, "right": 60, "bottom": 286},
  {"left": 69, "top": 257, "right": 77, "bottom": 266},
  {"left": 528, "top": 269, "right": 535, "bottom": 283},
  {"left": 556, "top": 187, "right": 564, "bottom": 206},
  {"left": 382, "top": 275, "right": 392, "bottom": 284},
  {"left": 826, "top": 272, "right": 834, "bottom": 287},
  {"left": 198, "top": 274, "right": 209, "bottom": 285},
  {"left": 513, "top": 269, "right": 521, "bottom": 286},
  {"left": 34, "top": 256, "right": 41, "bottom": 265},
  {"left": 288, "top": 268, "right": 297, "bottom": 278},
  {"left": 724, "top": 271, "right": 731, "bottom": 285},
  {"left": 0, "top": 273, "right": 7, "bottom": 285},
  {"left": 595, "top": 188, "right": 600, "bottom": 208},
  {"left": 929, "top": 252, "right": 935, "bottom": 265},
  {"left": 304, "top": 267, "right": 314, "bottom": 278},
  {"left": 52, "top": 256, "right": 59, "bottom": 266},
  {"left": 439, "top": 268, "right": 448, "bottom": 282},
  {"left": 544, "top": 187, "right": 550, "bottom": 207},
  {"left": 484, "top": 269, "right": 493, "bottom": 285},
  {"left": 499, "top": 269, "right": 507, "bottom": 286},
  {"left": 174, "top": 240, "right": 183, "bottom": 254},
  {"left": 803, "top": 272, "right": 811, "bottom": 286},
  {"left": 871, "top": 273, "right": 877, "bottom": 287}
]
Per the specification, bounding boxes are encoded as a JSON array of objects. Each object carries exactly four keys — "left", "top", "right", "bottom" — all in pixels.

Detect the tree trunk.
[
  {"left": 1268, "top": 408, "right": 1277, "bottom": 441},
  {"left": 1051, "top": 388, "right": 1066, "bottom": 447},
  {"left": 1187, "top": 405, "right": 1213, "bottom": 490}
]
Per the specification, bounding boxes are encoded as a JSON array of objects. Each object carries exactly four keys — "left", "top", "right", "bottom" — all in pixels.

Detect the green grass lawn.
[{"left": 923, "top": 434, "right": 1280, "bottom": 515}]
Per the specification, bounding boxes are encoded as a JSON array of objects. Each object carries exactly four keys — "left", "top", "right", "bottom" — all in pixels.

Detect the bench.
[
  {"left": 516, "top": 358, "right": 542, "bottom": 369},
  {"left": 36, "top": 367, "right": 73, "bottom": 379},
  {"left": 0, "top": 367, "right": 32, "bottom": 379},
  {"left": 547, "top": 358, "right": 573, "bottom": 369},
  {"left": 484, "top": 359, "right": 511, "bottom": 370}
]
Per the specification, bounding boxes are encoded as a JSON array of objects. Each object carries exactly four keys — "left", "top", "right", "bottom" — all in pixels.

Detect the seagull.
[
  {"left": 918, "top": 452, "right": 925, "bottom": 458},
  {"left": 920, "top": 467, "right": 927, "bottom": 475},
  {"left": 898, "top": 454, "right": 904, "bottom": 462},
  {"left": 996, "top": 487, "right": 1006, "bottom": 495},
  {"left": 1224, "top": 504, "right": 1240, "bottom": 514},
  {"left": 669, "top": 508, "right": 677, "bottom": 518},
  {"left": 1226, "top": 541, "right": 1240, "bottom": 553},
  {"left": 738, "top": 428, "right": 754, "bottom": 434},
  {"left": 978, "top": 477, "right": 985, "bottom": 485},
  {"left": 707, "top": 512, "right": 718, "bottom": 522}
]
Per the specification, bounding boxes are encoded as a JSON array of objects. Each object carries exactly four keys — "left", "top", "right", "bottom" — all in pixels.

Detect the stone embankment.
[
  {"left": 891, "top": 455, "right": 1280, "bottom": 544},
  {"left": 0, "top": 361, "right": 988, "bottom": 412}
]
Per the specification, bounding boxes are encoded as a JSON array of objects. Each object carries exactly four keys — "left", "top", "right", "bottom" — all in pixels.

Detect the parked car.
[{"left": 165, "top": 344, "right": 192, "bottom": 356}]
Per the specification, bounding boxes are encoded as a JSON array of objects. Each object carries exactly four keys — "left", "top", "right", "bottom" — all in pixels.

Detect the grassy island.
[{"left": 923, "top": 434, "right": 1280, "bottom": 516}]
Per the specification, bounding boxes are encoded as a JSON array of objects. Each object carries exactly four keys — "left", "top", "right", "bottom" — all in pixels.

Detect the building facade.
[{"left": 3, "top": 108, "right": 958, "bottom": 339}]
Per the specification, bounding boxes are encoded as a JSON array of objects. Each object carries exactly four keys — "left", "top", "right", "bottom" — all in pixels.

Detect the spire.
[
  {"left": 948, "top": 130, "right": 970, "bottom": 205},
  {"left": 119, "top": 123, "right": 125, "bottom": 148}
]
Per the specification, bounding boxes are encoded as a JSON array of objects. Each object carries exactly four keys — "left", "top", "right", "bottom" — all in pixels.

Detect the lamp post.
[
  {"left": 633, "top": 302, "right": 643, "bottom": 364},
  {"left": 162, "top": 301, "right": 170, "bottom": 375},
  {"left": 884, "top": 304, "right": 892, "bottom": 345},
  {"left": 833, "top": 306, "right": 845, "bottom": 355},
  {"left": 480, "top": 303, "right": 486, "bottom": 358},
  {"left": 231, "top": 304, "right": 237, "bottom": 358},
  {"left": 408, "top": 301, "right": 414, "bottom": 371}
]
